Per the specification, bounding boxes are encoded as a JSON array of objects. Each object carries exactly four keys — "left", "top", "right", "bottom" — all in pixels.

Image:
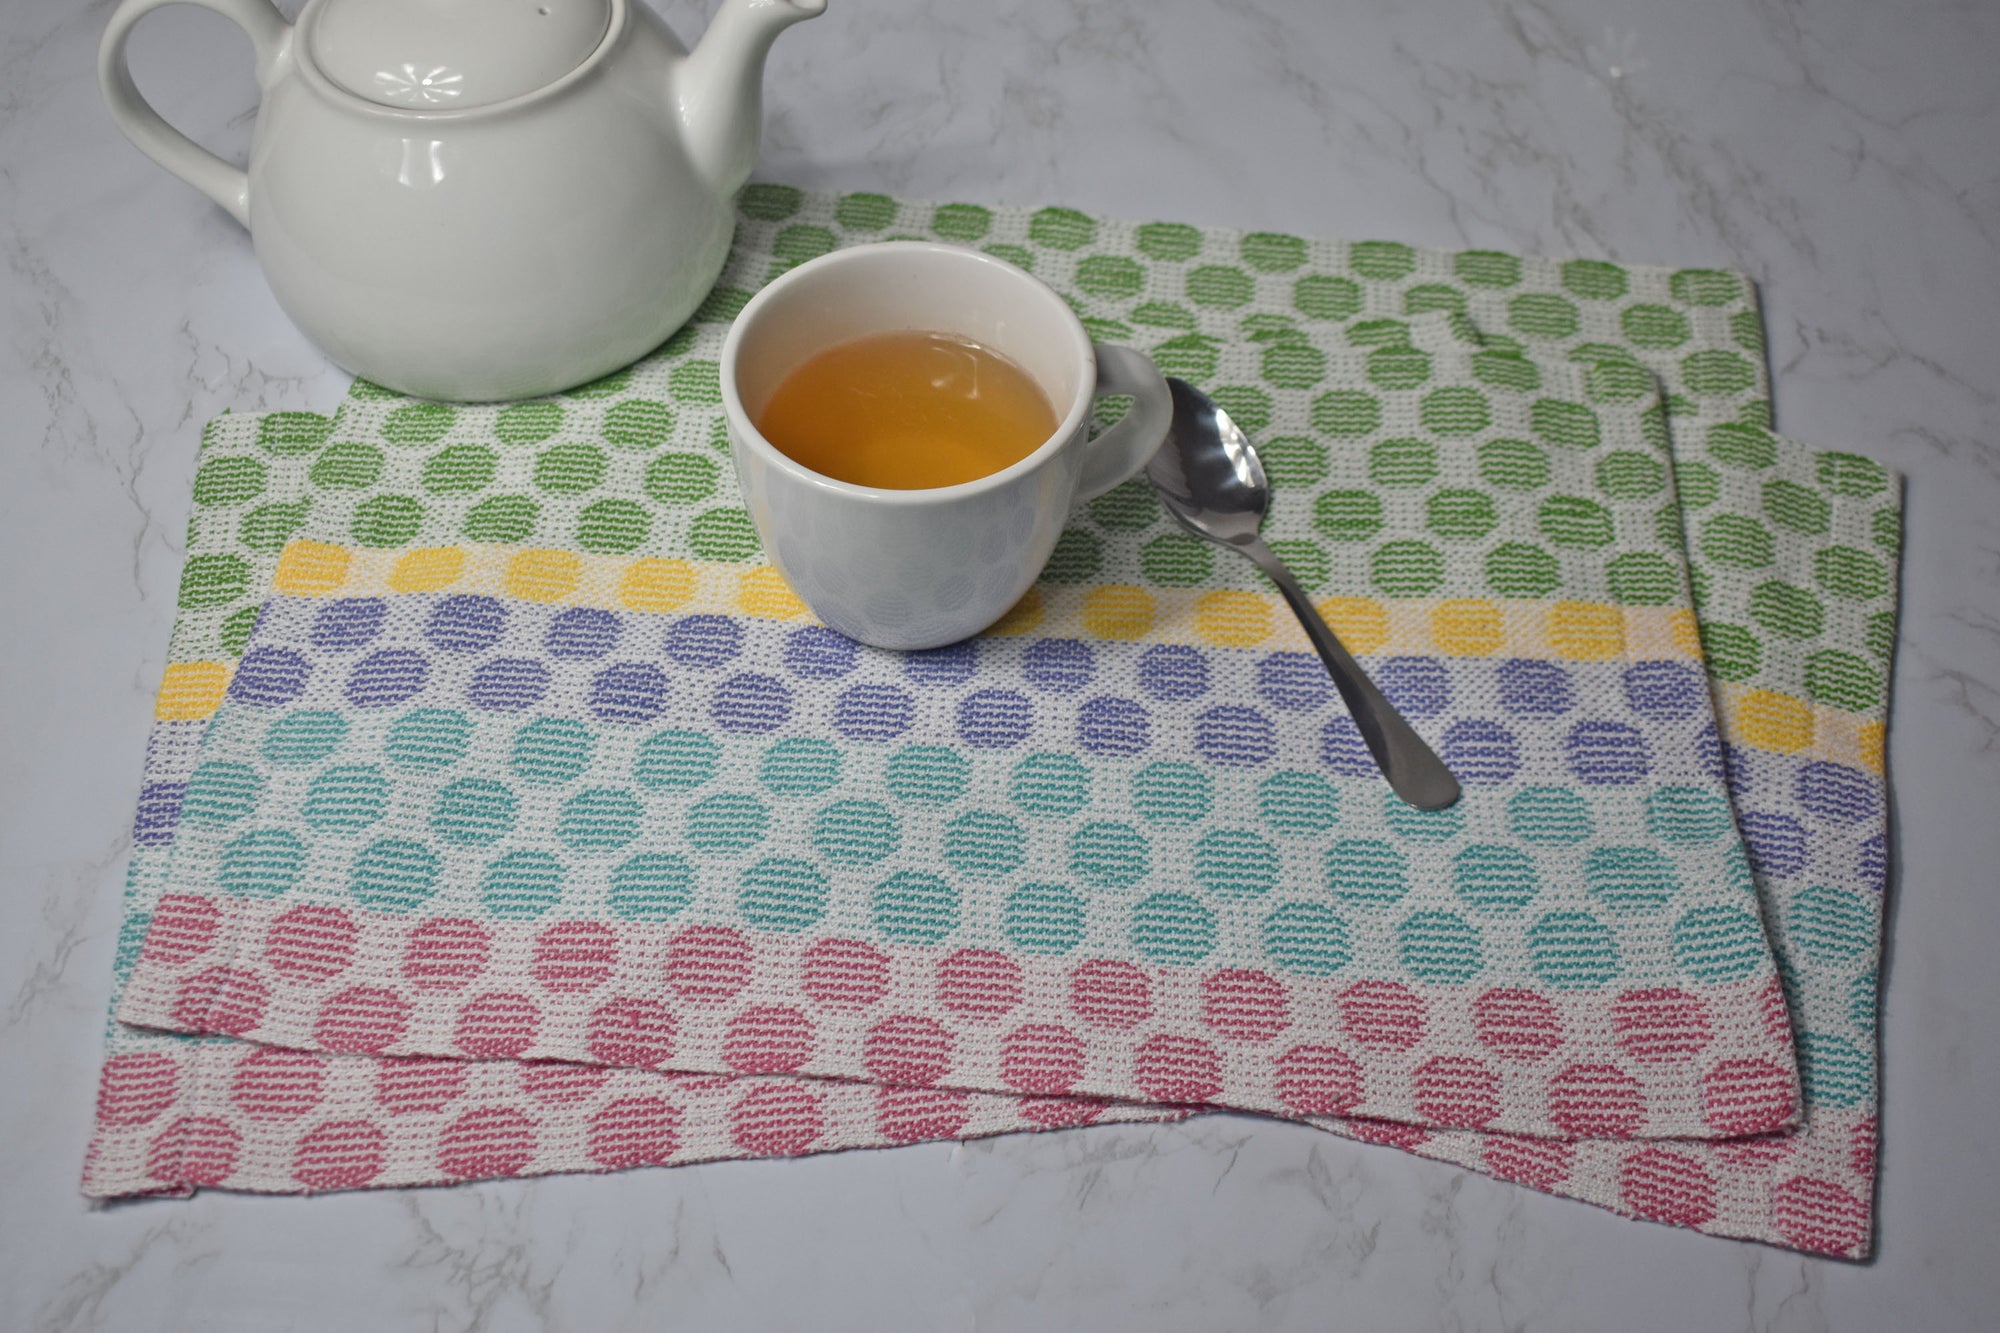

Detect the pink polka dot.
[
  {"left": 95, "top": 1053, "right": 179, "bottom": 1128},
  {"left": 314, "top": 985, "right": 411, "bottom": 1054},
  {"left": 588, "top": 1096, "right": 683, "bottom": 1168},
  {"left": 1340, "top": 1118, "right": 1429, "bottom": 1150},
  {"left": 229, "top": 1048, "right": 327, "bottom": 1120},
  {"left": 375, "top": 1057, "right": 469, "bottom": 1114},
  {"left": 145, "top": 1115, "right": 239, "bottom": 1187},
  {"left": 729, "top": 1082, "right": 825, "bottom": 1156},
  {"left": 1547, "top": 1062, "right": 1644, "bottom": 1137},
  {"left": 1711, "top": 1133, "right": 1794, "bottom": 1170},
  {"left": 1620, "top": 1147, "right": 1717, "bottom": 1227},
  {"left": 664, "top": 925, "right": 751, "bottom": 1004},
  {"left": 876, "top": 1087, "right": 972, "bottom": 1142},
  {"left": 1701, "top": 1057, "right": 1796, "bottom": 1135},
  {"left": 401, "top": 917, "right": 490, "bottom": 992},
  {"left": 1482, "top": 1135, "right": 1574, "bottom": 1190},
  {"left": 264, "top": 904, "right": 358, "bottom": 984},
  {"left": 293, "top": 1119, "right": 387, "bottom": 1190},
  {"left": 1771, "top": 1176, "right": 1871, "bottom": 1255},
  {"left": 1337, "top": 980, "right": 1427, "bottom": 1051},
  {"left": 1412, "top": 1055, "right": 1501, "bottom": 1129},
  {"left": 1471, "top": 988, "right": 1564, "bottom": 1061},
  {"left": 1760, "top": 974, "right": 1794, "bottom": 1045},
  {"left": 1133, "top": 1034, "right": 1222, "bottom": 1104},
  {"left": 170, "top": 965, "right": 269, "bottom": 1036},
  {"left": 141, "top": 894, "right": 221, "bottom": 967},
  {"left": 800, "top": 937, "right": 890, "bottom": 1009},
  {"left": 862, "top": 1014, "right": 955, "bottom": 1086},
  {"left": 1201, "top": 969, "right": 1291, "bottom": 1044},
  {"left": 937, "top": 949, "right": 1022, "bottom": 1022},
  {"left": 587, "top": 996, "right": 677, "bottom": 1067},
  {"left": 1274, "top": 1044, "right": 1364, "bottom": 1116},
  {"left": 1018, "top": 1096, "right": 1108, "bottom": 1128},
  {"left": 722, "top": 1005, "right": 816, "bottom": 1074},
  {"left": 454, "top": 991, "right": 541, "bottom": 1060},
  {"left": 1611, "top": 989, "right": 1711, "bottom": 1063},
  {"left": 530, "top": 920, "right": 618, "bottom": 993},
  {"left": 1000, "top": 1023, "right": 1086, "bottom": 1094},
  {"left": 437, "top": 1107, "right": 538, "bottom": 1180},
  {"left": 1851, "top": 1118, "right": 1877, "bottom": 1178},
  {"left": 519, "top": 1063, "right": 611, "bottom": 1105},
  {"left": 1069, "top": 958, "right": 1151, "bottom": 1029}
]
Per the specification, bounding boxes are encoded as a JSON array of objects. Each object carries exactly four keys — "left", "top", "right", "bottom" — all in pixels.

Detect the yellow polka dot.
[
  {"left": 387, "top": 547, "right": 465, "bottom": 593},
  {"left": 618, "top": 558, "right": 698, "bottom": 613},
  {"left": 737, "top": 566, "right": 807, "bottom": 619},
  {"left": 1195, "top": 590, "right": 1271, "bottom": 647},
  {"left": 154, "top": 661, "right": 231, "bottom": 721},
  {"left": 1667, "top": 608, "right": 1703, "bottom": 659},
  {"left": 1315, "top": 596, "right": 1389, "bottom": 655},
  {"left": 504, "top": 549, "right": 583, "bottom": 603},
  {"left": 1858, "top": 720, "right": 1886, "bottom": 775},
  {"left": 1548, "top": 601, "right": 1625, "bottom": 661},
  {"left": 1082, "top": 586, "right": 1155, "bottom": 641},
  {"left": 1429, "top": 599, "right": 1503, "bottom": 656},
  {"left": 1732, "top": 688, "right": 1815, "bottom": 753},
  {"left": 273, "top": 540, "right": 351, "bottom": 596},
  {"left": 986, "top": 586, "right": 1044, "bottom": 637}
]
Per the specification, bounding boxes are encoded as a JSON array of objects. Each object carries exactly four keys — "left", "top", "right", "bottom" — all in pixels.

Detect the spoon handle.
[{"left": 1241, "top": 538, "right": 1462, "bottom": 810}]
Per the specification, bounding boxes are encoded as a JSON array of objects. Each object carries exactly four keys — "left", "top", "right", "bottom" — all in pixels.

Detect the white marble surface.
[{"left": 2, "top": 0, "right": 1996, "bottom": 1327}]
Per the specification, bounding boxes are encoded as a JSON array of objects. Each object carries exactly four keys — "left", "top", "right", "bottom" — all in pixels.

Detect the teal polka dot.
[
  {"left": 1787, "top": 885, "right": 1875, "bottom": 964},
  {"left": 738, "top": 856, "right": 829, "bottom": 933},
  {"left": 480, "top": 850, "right": 567, "bottom": 918},
  {"left": 1010, "top": 753, "right": 1092, "bottom": 819},
  {"left": 1527, "top": 911, "right": 1621, "bottom": 989},
  {"left": 557, "top": 787, "right": 644, "bottom": 853},
  {"left": 1130, "top": 892, "right": 1216, "bottom": 964},
  {"left": 430, "top": 778, "right": 517, "bottom": 847},
  {"left": 1797, "top": 1032, "right": 1872, "bottom": 1108},
  {"left": 1849, "top": 968, "right": 1878, "bottom": 1034},
  {"left": 1673, "top": 904, "right": 1768, "bottom": 982},
  {"left": 385, "top": 708, "right": 472, "bottom": 771},
  {"left": 1132, "top": 761, "right": 1213, "bottom": 825},
  {"left": 1193, "top": 829, "right": 1281, "bottom": 897},
  {"left": 217, "top": 828, "right": 305, "bottom": 897},
  {"left": 348, "top": 837, "right": 439, "bottom": 913},
  {"left": 1585, "top": 846, "right": 1680, "bottom": 913},
  {"left": 1397, "top": 911, "right": 1483, "bottom": 984},
  {"left": 883, "top": 744, "right": 968, "bottom": 806},
  {"left": 1382, "top": 792, "right": 1463, "bottom": 842},
  {"left": 872, "top": 869, "right": 959, "bottom": 944},
  {"left": 944, "top": 811, "right": 1027, "bottom": 880},
  {"left": 303, "top": 764, "right": 390, "bottom": 832},
  {"left": 1647, "top": 786, "right": 1734, "bottom": 844},
  {"left": 607, "top": 852, "right": 695, "bottom": 920},
  {"left": 1261, "top": 902, "right": 1350, "bottom": 976},
  {"left": 1256, "top": 770, "right": 1337, "bottom": 836},
  {"left": 811, "top": 799, "right": 900, "bottom": 866},
  {"left": 1453, "top": 845, "right": 1539, "bottom": 914},
  {"left": 181, "top": 761, "right": 262, "bottom": 826},
  {"left": 1506, "top": 786, "right": 1594, "bottom": 845},
  {"left": 687, "top": 792, "right": 771, "bottom": 854},
  {"left": 1069, "top": 821, "right": 1150, "bottom": 891},
  {"left": 262, "top": 711, "right": 348, "bottom": 766},
  {"left": 633, "top": 729, "right": 719, "bottom": 789},
  {"left": 1324, "top": 839, "right": 1407, "bottom": 906},
  {"left": 755, "top": 738, "right": 843, "bottom": 797},
  {"left": 511, "top": 717, "right": 595, "bottom": 785},
  {"left": 1003, "top": 882, "right": 1087, "bottom": 954}
]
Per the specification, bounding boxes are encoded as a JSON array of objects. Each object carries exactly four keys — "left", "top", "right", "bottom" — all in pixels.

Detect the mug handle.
[
  {"left": 98, "top": 0, "right": 292, "bottom": 228},
  {"left": 1076, "top": 344, "right": 1174, "bottom": 501}
]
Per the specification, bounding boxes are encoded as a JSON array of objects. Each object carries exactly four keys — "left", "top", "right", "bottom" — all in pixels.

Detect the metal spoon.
[{"left": 1147, "top": 377, "right": 1461, "bottom": 810}]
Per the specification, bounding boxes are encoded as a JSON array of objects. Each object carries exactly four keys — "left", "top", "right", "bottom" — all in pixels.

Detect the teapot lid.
[{"left": 308, "top": 0, "right": 614, "bottom": 111}]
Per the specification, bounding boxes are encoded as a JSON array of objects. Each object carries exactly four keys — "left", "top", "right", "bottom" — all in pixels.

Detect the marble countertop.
[{"left": 3, "top": 0, "right": 1996, "bottom": 1327}]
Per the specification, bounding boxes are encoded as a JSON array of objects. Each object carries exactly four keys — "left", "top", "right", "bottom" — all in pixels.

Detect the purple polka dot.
[
  {"left": 346, "top": 649, "right": 430, "bottom": 708},
  {"left": 1373, "top": 657, "right": 1451, "bottom": 718},
  {"left": 712, "top": 672, "right": 792, "bottom": 734},
  {"left": 1077, "top": 696, "right": 1150, "bottom": 755},
  {"left": 1023, "top": 639, "right": 1094, "bottom": 694},
  {"left": 425, "top": 595, "right": 508, "bottom": 653},
  {"left": 1795, "top": 761, "right": 1880, "bottom": 825},
  {"left": 1565, "top": 720, "right": 1652, "bottom": 785},
  {"left": 1694, "top": 722, "right": 1726, "bottom": 783},
  {"left": 588, "top": 662, "right": 669, "bottom": 724},
  {"left": 904, "top": 640, "right": 978, "bottom": 687},
  {"left": 834, "top": 684, "right": 914, "bottom": 742},
  {"left": 1623, "top": 660, "right": 1706, "bottom": 722},
  {"left": 229, "top": 646, "right": 313, "bottom": 708},
  {"left": 132, "top": 781, "right": 186, "bottom": 848},
  {"left": 310, "top": 598, "right": 387, "bottom": 652},
  {"left": 1194, "top": 705, "right": 1276, "bottom": 767},
  {"left": 1721, "top": 742, "right": 1760, "bottom": 801},
  {"left": 543, "top": 608, "right": 622, "bottom": 659},
  {"left": 664, "top": 615, "right": 743, "bottom": 669},
  {"left": 467, "top": 657, "right": 550, "bottom": 712},
  {"left": 782, "top": 625, "right": 860, "bottom": 680},
  {"left": 1858, "top": 833, "right": 1886, "bottom": 894},
  {"left": 1256, "top": 652, "right": 1332, "bottom": 712},
  {"left": 1738, "top": 810, "right": 1808, "bottom": 880},
  {"left": 1496, "top": 658, "right": 1573, "bottom": 716},
  {"left": 957, "top": 688, "right": 1032, "bottom": 749},
  {"left": 1442, "top": 719, "right": 1521, "bottom": 785},
  {"left": 1137, "top": 644, "right": 1208, "bottom": 701},
  {"left": 1319, "top": 717, "right": 1376, "bottom": 777}
]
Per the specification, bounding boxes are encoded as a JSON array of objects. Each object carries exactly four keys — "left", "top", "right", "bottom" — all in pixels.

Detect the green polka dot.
[
  {"left": 192, "top": 455, "right": 268, "bottom": 505},
  {"left": 463, "top": 495, "right": 539, "bottom": 543},
  {"left": 1537, "top": 495, "right": 1615, "bottom": 548},
  {"left": 1256, "top": 770, "right": 1337, "bottom": 836},
  {"left": 1130, "top": 892, "right": 1216, "bottom": 964},
  {"left": 659, "top": 360, "right": 720, "bottom": 406},
  {"left": 1210, "top": 385, "right": 1274, "bottom": 433},
  {"left": 1453, "top": 250, "right": 1520, "bottom": 287},
  {"left": 174, "top": 554, "right": 248, "bottom": 611},
  {"left": 1731, "top": 309, "right": 1765, "bottom": 355},
  {"left": 1669, "top": 269, "right": 1741, "bottom": 306},
  {"left": 773, "top": 224, "right": 836, "bottom": 264},
  {"left": 219, "top": 606, "right": 261, "bottom": 657},
  {"left": 421, "top": 444, "right": 496, "bottom": 494},
  {"left": 348, "top": 837, "right": 439, "bottom": 912},
  {"left": 1607, "top": 552, "right": 1680, "bottom": 604},
  {"left": 1267, "top": 540, "right": 1329, "bottom": 590},
  {"left": 480, "top": 850, "right": 566, "bottom": 919},
  {"left": 1003, "top": 882, "right": 1087, "bottom": 954},
  {"left": 1816, "top": 452, "right": 1889, "bottom": 497},
  {"left": 1239, "top": 231, "right": 1307, "bottom": 271},
  {"left": 511, "top": 719, "right": 594, "bottom": 785},
  {"left": 262, "top": 711, "right": 348, "bottom": 767},
  {"left": 739, "top": 183, "right": 802, "bottom": 220},
  {"left": 1583, "top": 358, "right": 1652, "bottom": 402},
  {"left": 574, "top": 498, "right": 651, "bottom": 554},
  {"left": 1797, "top": 1032, "right": 1871, "bottom": 1108},
  {"left": 1403, "top": 283, "right": 1465, "bottom": 316},
  {"left": 1382, "top": 792, "right": 1463, "bottom": 842},
  {"left": 608, "top": 852, "right": 695, "bottom": 920},
  {"left": 739, "top": 856, "right": 829, "bottom": 933},
  {"left": 1313, "top": 489, "right": 1383, "bottom": 542},
  {"left": 634, "top": 730, "right": 718, "bottom": 789},
  {"left": 1135, "top": 221, "right": 1201, "bottom": 261},
  {"left": 1700, "top": 514, "right": 1775, "bottom": 569},
  {"left": 1682, "top": 350, "right": 1757, "bottom": 396},
  {"left": 982, "top": 243, "right": 1033, "bottom": 272},
  {"left": 1508, "top": 293, "right": 1578, "bottom": 340},
  {"left": 1293, "top": 274, "right": 1361, "bottom": 320},
  {"left": 1620, "top": 303, "right": 1690, "bottom": 349},
  {"left": 1324, "top": 838, "right": 1408, "bottom": 906},
  {"left": 1075, "top": 254, "right": 1145, "bottom": 300},
  {"left": 1036, "top": 528, "right": 1102, "bottom": 584},
  {"left": 1749, "top": 581, "right": 1826, "bottom": 640},
  {"left": 431, "top": 778, "right": 517, "bottom": 847},
  {"left": 808, "top": 798, "right": 898, "bottom": 866},
  {"left": 1346, "top": 318, "right": 1410, "bottom": 348},
  {"left": 385, "top": 708, "right": 471, "bottom": 771},
  {"left": 1364, "top": 346, "right": 1430, "bottom": 390},
  {"left": 1585, "top": 846, "right": 1679, "bottom": 913},
  {"left": 1561, "top": 259, "right": 1628, "bottom": 300},
  {"left": 1647, "top": 786, "right": 1733, "bottom": 845},
  {"left": 1866, "top": 611, "right": 1897, "bottom": 661},
  {"left": 1478, "top": 438, "right": 1551, "bottom": 490},
  {"left": 1257, "top": 340, "right": 1325, "bottom": 389},
  {"left": 1596, "top": 451, "right": 1666, "bottom": 499},
  {"left": 258, "top": 411, "right": 334, "bottom": 454},
  {"left": 1397, "top": 910, "right": 1483, "bottom": 984},
  {"left": 694, "top": 285, "right": 752, "bottom": 324},
  {"left": 1805, "top": 650, "right": 1882, "bottom": 710},
  {"left": 872, "top": 869, "right": 958, "bottom": 943},
  {"left": 310, "top": 442, "right": 384, "bottom": 490},
  {"left": 1672, "top": 461, "right": 1719, "bottom": 509},
  {"left": 534, "top": 443, "right": 606, "bottom": 494},
  {"left": 1027, "top": 206, "right": 1096, "bottom": 250},
  {"left": 1193, "top": 829, "right": 1281, "bottom": 898},
  {"left": 930, "top": 202, "right": 991, "bottom": 241},
  {"left": 1369, "top": 437, "right": 1437, "bottom": 488},
  {"left": 1132, "top": 301, "right": 1197, "bottom": 329},
  {"left": 834, "top": 191, "right": 896, "bottom": 230},
  {"left": 761, "top": 738, "right": 845, "bottom": 797},
  {"left": 689, "top": 508, "right": 761, "bottom": 562},
  {"left": 350, "top": 495, "right": 424, "bottom": 548},
  {"left": 1311, "top": 389, "right": 1381, "bottom": 438},
  {"left": 1131, "top": 761, "right": 1212, "bottom": 825},
  {"left": 1419, "top": 386, "right": 1491, "bottom": 436},
  {"left": 557, "top": 786, "right": 643, "bottom": 853},
  {"left": 1814, "top": 546, "right": 1888, "bottom": 601},
  {"left": 381, "top": 404, "right": 453, "bottom": 447},
  {"left": 234, "top": 503, "right": 301, "bottom": 557},
  {"left": 1452, "top": 844, "right": 1537, "bottom": 913},
  {"left": 1349, "top": 240, "right": 1414, "bottom": 280},
  {"left": 1370, "top": 540, "right": 1445, "bottom": 597},
  {"left": 181, "top": 761, "right": 261, "bottom": 825},
  {"left": 1787, "top": 885, "right": 1873, "bottom": 964},
  {"left": 218, "top": 829, "right": 306, "bottom": 897},
  {"left": 1474, "top": 351, "right": 1542, "bottom": 392},
  {"left": 1527, "top": 911, "right": 1621, "bottom": 989},
  {"left": 1698, "top": 623, "right": 1761, "bottom": 683},
  {"left": 303, "top": 764, "right": 389, "bottom": 832},
  {"left": 1143, "top": 332, "right": 1218, "bottom": 380},
  {"left": 564, "top": 368, "right": 631, "bottom": 400},
  {"left": 1009, "top": 753, "right": 1091, "bottom": 819},
  {"left": 1087, "top": 479, "right": 1159, "bottom": 530},
  {"left": 1186, "top": 264, "right": 1254, "bottom": 308},
  {"left": 1485, "top": 542, "right": 1560, "bottom": 597},
  {"left": 1507, "top": 786, "right": 1594, "bottom": 845},
  {"left": 1530, "top": 398, "right": 1600, "bottom": 450},
  {"left": 1707, "top": 422, "right": 1776, "bottom": 470},
  {"left": 495, "top": 402, "right": 562, "bottom": 446},
  {"left": 1871, "top": 506, "right": 1901, "bottom": 552},
  {"left": 1426, "top": 488, "right": 1499, "bottom": 541},
  {"left": 1141, "top": 532, "right": 1214, "bottom": 586},
  {"left": 678, "top": 792, "right": 767, "bottom": 855},
  {"left": 945, "top": 811, "right": 1027, "bottom": 881},
  {"left": 1068, "top": 821, "right": 1150, "bottom": 891}
]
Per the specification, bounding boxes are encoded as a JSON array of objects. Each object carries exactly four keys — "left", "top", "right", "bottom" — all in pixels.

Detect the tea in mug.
[{"left": 756, "top": 330, "right": 1058, "bottom": 489}]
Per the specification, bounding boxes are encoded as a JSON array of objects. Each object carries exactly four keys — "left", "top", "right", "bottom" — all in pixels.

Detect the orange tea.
[{"left": 756, "top": 330, "right": 1059, "bottom": 489}]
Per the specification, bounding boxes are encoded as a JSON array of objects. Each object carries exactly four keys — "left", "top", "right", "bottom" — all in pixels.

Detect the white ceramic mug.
[{"left": 719, "top": 242, "right": 1173, "bottom": 650}]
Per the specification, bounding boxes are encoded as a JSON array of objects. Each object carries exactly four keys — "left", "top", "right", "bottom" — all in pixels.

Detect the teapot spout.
[{"left": 676, "top": 0, "right": 824, "bottom": 197}]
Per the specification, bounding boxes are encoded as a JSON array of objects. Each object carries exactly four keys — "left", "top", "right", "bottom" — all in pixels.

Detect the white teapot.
[{"left": 100, "top": 0, "right": 824, "bottom": 401}]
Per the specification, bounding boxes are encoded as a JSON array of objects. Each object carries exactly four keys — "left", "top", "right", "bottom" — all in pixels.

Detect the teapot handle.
[{"left": 98, "top": 0, "right": 292, "bottom": 228}]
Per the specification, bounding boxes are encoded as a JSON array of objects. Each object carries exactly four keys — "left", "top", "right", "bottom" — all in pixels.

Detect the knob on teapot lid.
[{"left": 308, "top": 0, "right": 614, "bottom": 111}]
